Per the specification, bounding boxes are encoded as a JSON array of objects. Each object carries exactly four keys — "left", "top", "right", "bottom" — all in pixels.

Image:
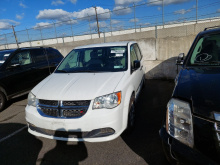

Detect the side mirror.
[
  {"left": 176, "top": 53, "right": 184, "bottom": 65},
  {"left": 133, "top": 60, "right": 140, "bottom": 70}
]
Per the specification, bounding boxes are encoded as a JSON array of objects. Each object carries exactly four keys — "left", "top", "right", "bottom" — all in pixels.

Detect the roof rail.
[{"left": 204, "top": 26, "right": 220, "bottom": 31}]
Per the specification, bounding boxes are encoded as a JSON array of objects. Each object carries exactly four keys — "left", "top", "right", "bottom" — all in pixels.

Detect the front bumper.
[
  {"left": 159, "top": 127, "right": 219, "bottom": 165},
  {"left": 25, "top": 104, "right": 128, "bottom": 142}
]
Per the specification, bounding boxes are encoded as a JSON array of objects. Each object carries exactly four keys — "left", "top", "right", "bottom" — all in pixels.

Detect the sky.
[{"left": 0, "top": 0, "right": 220, "bottom": 36}]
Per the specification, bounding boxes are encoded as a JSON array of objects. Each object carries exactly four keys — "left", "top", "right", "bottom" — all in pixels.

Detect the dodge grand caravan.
[
  {"left": 160, "top": 27, "right": 220, "bottom": 164},
  {"left": 26, "top": 41, "right": 145, "bottom": 142},
  {"left": 0, "top": 47, "right": 63, "bottom": 111}
]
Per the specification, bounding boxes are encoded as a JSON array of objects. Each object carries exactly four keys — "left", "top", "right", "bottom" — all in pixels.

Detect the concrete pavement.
[{"left": 0, "top": 80, "right": 174, "bottom": 165}]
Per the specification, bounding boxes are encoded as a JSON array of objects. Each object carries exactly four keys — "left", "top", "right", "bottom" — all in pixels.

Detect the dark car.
[
  {"left": 160, "top": 27, "right": 220, "bottom": 165},
  {"left": 0, "top": 47, "right": 63, "bottom": 111}
]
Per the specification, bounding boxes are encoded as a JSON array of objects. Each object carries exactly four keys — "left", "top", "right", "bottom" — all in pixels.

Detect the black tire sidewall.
[
  {"left": 0, "top": 91, "right": 6, "bottom": 112},
  {"left": 125, "top": 95, "right": 136, "bottom": 134}
]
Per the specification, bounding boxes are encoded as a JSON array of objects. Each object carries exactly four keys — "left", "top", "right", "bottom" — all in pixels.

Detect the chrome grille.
[
  {"left": 39, "top": 99, "right": 58, "bottom": 106},
  {"left": 37, "top": 100, "right": 90, "bottom": 118},
  {"left": 41, "top": 107, "right": 58, "bottom": 117},
  {"left": 62, "top": 109, "right": 87, "bottom": 117},
  {"left": 62, "top": 100, "right": 90, "bottom": 106}
]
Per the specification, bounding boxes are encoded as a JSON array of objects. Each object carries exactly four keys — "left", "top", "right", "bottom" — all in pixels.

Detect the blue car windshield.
[
  {"left": 187, "top": 33, "right": 220, "bottom": 66},
  {"left": 56, "top": 46, "right": 128, "bottom": 73}
]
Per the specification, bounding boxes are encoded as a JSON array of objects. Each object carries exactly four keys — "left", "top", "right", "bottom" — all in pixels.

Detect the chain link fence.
[{"left": 0, "top": 0, "right": 220, "bottom": 49}]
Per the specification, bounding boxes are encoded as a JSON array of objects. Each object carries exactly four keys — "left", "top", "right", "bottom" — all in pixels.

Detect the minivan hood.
[
  {"left": 32, "top": 72, "right": 125, "bottom": 101},
  {"left": 175, "top": 67, "right": 220, "bottom": 120}
]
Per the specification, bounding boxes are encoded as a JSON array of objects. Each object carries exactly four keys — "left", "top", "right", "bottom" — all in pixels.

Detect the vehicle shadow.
[
  {"left": 40, "top": 129, "right": 88, "bottom": 165},
  {"left": 2, "top": 94, "right": 28, "bottom": 111},
  {"left": 145, "top": 57, "right": 179, "bottom": 79},
  {"left": 0, "top": 123, "right": 43, "bottom": 165},
  {"left": 122, "top": 57, "right": 177, "bottom": 165}
]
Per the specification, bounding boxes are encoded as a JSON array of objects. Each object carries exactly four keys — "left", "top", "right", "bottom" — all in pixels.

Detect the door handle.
[{"left": 31, "top": 67, "right": 37, "bottom": 70}]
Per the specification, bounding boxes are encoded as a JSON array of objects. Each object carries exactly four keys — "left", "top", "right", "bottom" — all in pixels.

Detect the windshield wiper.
[
  {"left": 70, "top": 70, "right": 103, "bottom": 73},
  {"left": 193, "top": 61, "right": 220, "bottom": 65},
  {"left": 56, "top": 70, "right": 68, "bottom": 73},
  {"left": 205, "top": 61, "right": 220, "bottom": 64}
]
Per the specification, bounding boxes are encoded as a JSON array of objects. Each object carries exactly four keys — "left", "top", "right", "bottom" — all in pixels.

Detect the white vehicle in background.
[{"left": 25, "top": 41, "right": 145, "bottom": 142}]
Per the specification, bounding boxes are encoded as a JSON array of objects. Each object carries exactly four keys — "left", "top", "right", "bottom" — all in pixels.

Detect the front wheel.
[
  {"left": 124, "top": 95, "right": 136, "bottom": 134},
  {"left": 0, "top": 91, "right": 6, "bottom": 112}
]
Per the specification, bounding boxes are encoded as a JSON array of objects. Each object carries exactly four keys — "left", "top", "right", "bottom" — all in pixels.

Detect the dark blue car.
[
  {"left": 0, "top": 47, "right": 63, "bottom": 111},
  {"left": 160, "top": 27, "right": 220, "bottom": 165}
]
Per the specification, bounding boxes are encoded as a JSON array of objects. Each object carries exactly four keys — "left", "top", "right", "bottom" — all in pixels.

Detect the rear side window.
[
  {"left": 130, "top": 45, "right": 138, "bottom": 69},
  {"left": 9, "top": 50, "right": 32, "bottom": 66},
  {"left": 133, "top": 44, "right": 142, "bottom": 60},
  {"left": 47, "top": 49, "right": 62, "bottom": 60},
  {"left": 31, "top": 49, "right": 47, "bottom": 63}
]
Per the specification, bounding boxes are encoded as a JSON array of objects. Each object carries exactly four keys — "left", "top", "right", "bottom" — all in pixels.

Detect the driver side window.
[
  {"left": 130, "top": 45, "right": 138, "bottom": 69},
  {"left": 9, "top": 51, "right": 32, "bottom": 66}
]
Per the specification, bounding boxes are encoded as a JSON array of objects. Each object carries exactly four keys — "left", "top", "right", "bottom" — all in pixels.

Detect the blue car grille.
[{"left": 37, "top": 100, "right": 90, "bottom": 118}]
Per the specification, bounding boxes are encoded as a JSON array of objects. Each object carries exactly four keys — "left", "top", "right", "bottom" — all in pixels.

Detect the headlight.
[
  {"left": 93, "top": 91, "right": 121, "bottom": 109},
  {"left": 28, "top": 92, "right": 37, "bottom": 107},
  {"left": 166, "top": 98, "right": 194, "bottom": 148}
]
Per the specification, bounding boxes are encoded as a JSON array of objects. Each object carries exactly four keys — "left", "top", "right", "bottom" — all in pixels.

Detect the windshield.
[
  {"left": 56, "top": 46, "right": 128, "bottom": 73},
  {"left": 188, "top": 33, "right": 220, "bottom": 66}
]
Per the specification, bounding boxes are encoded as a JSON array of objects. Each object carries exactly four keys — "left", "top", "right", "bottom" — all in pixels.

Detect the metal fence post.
[
  {"left": 155, "top": 25, "right": 157, "bottom": 38},
  {"left": 26, "top": 29, "right": 32, "bottom": 47},
  {"left": 12, "top": 25, "right": 19, "bottom": 48},
  {"left": 196, "top": 0, "right": 198, "bottom": 23},
  {"left": 70, "top": 19, "right": 74, "bottom": 41},
  {"left": 162, "top": 0, "right": 164, "bottom": 27},
  {"left": 4, "top": 34, "right": 8, "bottom": 49},
  {"left": 87, "top": 14, "right": 92, "bottom": 39},
  {"left": 110, "top": 12, "right": 112, "bottom": 36},
  {"left": 94, "top": 6, "right": 100, "bottom": 38},
  {"left": 62, "top": 33, "right": 65, "bottom": 45},
  {"left": 104, "top": 30, "right": 106, "bottom": 43},
  {"left": 133, "top": 3, "right": 136, "bottom": 32},
  {"left": 39, "top": 26, "right": 44, "bottom": 46},
  {"left": 53, "top": 23, "right": 58, "bottom": 44}
]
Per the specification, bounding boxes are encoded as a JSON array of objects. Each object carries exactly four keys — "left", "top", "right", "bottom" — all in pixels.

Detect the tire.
[
  {"left": 124, "top": 94, "right": 136, "bottom": 135},
  {"left": 0, "top": 91, "right": 6, "bottom": 112},
  {"left": 142, "top": 77, "right": 146, "bottom": 89}
]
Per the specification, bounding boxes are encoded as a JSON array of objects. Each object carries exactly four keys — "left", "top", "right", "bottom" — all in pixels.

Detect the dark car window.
[
  {"left": 133, "top": 44, "right": 142, "bottom": 60},
  {"left": 47, "top": 49, "right": 62, "bottom": 60},
  {"left": 130, "top": 45, "right": 138, "bottom": 69},
  {"left": 31, "top": 49, "right": 47, "bottom": 63},
  {"left": 9, "top": 50, "right": 32, "bottom": 66},
  {"left": 0, "top": 50, "right": 15, "bottom": 66},
  {"left": 188, "top": 33, "right": 220, "bottom": 66},
  {"left": 56, "top": 46, "right": 127, "bottom": 73}
]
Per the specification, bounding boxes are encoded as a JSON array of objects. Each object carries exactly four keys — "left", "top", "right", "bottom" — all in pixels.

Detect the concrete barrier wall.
[
  {"left": 1, "top": 19, "right": 220, "bottom": 79},
  {"left": 53, "top": 29, "right": 197, "bottom": 79}
]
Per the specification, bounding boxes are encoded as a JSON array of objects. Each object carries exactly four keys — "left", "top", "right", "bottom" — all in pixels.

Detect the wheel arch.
[
  {"left": 0, "top": 85, "right": 8, "bottom": 100},
  {"left": 122, "top": 85, "right": 135, "bottom": 130}
]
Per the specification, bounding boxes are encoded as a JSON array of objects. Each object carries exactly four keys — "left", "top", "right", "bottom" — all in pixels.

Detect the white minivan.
[{"left": 25, "top": 41, "right": 145, "bottom": 142}]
